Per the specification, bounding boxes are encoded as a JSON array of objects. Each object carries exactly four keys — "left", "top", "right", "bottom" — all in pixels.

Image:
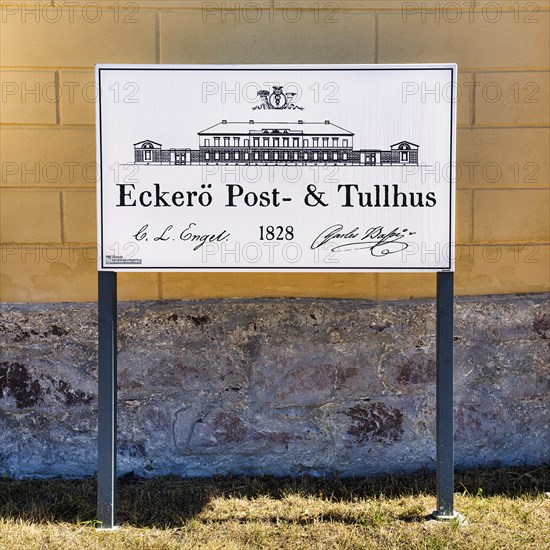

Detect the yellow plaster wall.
[{"left": 1, "top": 1, "right": 549, "bottom": 302}]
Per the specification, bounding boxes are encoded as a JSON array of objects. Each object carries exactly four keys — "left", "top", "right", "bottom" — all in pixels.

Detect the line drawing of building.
[{"left": 133, "top": 120, "right": 419, "bottom": 167}]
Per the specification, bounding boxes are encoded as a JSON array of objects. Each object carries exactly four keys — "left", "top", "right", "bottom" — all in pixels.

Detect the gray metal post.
[
  {"left": 433, "top": 271, "right": 459, "bottom": 520},
  {"left": 97, "top": 271, "right": 118, "bottom": 529}
]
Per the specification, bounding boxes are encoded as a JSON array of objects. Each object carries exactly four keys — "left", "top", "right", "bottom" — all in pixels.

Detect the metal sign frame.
[
  {"left": 97, "top": 270, "right": 457, "bottom": 528},
  {"left": 96, "top": 64, "right": 459, "bottom": 527},
  {"left": 96, "top": 64, "right": 456, "bottom": 273}
]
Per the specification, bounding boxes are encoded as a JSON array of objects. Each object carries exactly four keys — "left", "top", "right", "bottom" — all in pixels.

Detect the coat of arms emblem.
[{"left": 253, "top": 85, "right": 304, "bottom": 110}]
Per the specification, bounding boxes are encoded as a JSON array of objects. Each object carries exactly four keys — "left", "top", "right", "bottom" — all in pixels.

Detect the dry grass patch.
[{"left": 0, "top": 466, "right": 548, "bottom": 549}]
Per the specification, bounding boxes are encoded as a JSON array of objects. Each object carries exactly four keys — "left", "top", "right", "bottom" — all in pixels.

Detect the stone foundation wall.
[{"left": 0, "top": 294, "right": 548, "bottom": 479}]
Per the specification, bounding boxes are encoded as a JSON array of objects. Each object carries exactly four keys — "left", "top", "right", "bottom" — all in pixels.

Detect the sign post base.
[
  {"left": 430, "top": 511, "right": 466, "bottom": 525},
  {"left": 96, "top": 525, "right": 120, "bottom": 531}
]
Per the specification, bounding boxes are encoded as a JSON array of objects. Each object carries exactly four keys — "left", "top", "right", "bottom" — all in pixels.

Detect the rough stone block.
[{"left": 0, "top": 295, "right": 548, "bottom": 478}]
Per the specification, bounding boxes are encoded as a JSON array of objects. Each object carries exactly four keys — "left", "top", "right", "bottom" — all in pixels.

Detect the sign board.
[{"left": 96, "top": 64, "right": 456, "bottom": 272}]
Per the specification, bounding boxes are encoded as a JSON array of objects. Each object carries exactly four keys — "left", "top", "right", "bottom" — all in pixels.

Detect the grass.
[{"left": 0, "top": 466, "right": 548, "bottom": 549}]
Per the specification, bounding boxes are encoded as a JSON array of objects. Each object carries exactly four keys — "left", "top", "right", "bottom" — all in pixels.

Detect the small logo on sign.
[
  {"left": 253, "top": 85, "right": 304, "bottom": 110},
  {"left": 105, "top": 255, "right": 142, "bottom": 265}
]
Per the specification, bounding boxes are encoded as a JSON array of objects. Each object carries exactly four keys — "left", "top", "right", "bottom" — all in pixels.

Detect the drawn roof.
[
  {"left": 133, "top": 140, "right": 163, "bottom": 146},
  {"left": 198, "top": 121, "right": 353, "bottom": 136},
  {"left": 390, "top": 140, "right": 419, "bottom": 148}
]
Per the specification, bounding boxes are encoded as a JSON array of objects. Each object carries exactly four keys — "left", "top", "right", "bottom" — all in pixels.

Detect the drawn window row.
[
  {"left": 206, "top": 137, "right": 349, "bottom": 148},
  {"left": 204, "top": 151, "right": 349, "bottom": 161}
]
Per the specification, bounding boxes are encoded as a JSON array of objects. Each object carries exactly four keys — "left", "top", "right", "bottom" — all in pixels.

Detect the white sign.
[{"left": 96, "top": 64, "right": 456, "bottom": 272}]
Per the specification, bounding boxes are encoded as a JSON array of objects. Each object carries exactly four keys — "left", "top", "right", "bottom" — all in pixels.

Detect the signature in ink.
[{"left": 311, "top": 224, "right": 416, "bottom": 256}]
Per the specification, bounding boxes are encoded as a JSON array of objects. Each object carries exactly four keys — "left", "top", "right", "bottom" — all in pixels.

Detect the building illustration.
[{"left": 133, "top": 120, "right": 419, "bottom": 167}]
